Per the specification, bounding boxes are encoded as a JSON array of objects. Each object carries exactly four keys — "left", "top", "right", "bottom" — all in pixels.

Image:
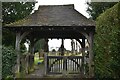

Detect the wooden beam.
[
  {"left": 44, "top": 53, "right": 47, "bottom": 76},
  {"left": 15, "top": 32, "right": 21, "bottom": 76},
  {"left": 81, "top": 38, "right": 85, "bottom": 76},
  {"left": 28, "top": 35, "right": 40, "bottom": 54},
  {"left": 44, "top": 39, "right": 49, "bottom": 52},
  {"left": 78, "top": 32, "right": 94, "bottom": 77},
  {"left": 29, "top": 37, "right": 34, "bottom": 54},
  {"left": 80, "top": 32, "right": 90, "bottom": 45},
  {"left": 76, "top": 40, "right": 78, "bottom": 53},
  {"left": 0, "top": 2, "right": 1, "bottom": 79},
  {"left": 88, "top": 32, "right": 94, "bottom": 78},
  {"left": 19, "top": 31, "right": 30, "bottom": 43},
  {"left": 15, "top": 31, "right": 30, "bottom": 77},
  {"left": 71, "top": 39, "right": 74, "bottom": 53},
  {"left": 61, "top": 39, "right": 64, "bottom": 56},
  {"left": 76, "top": 39, "right": 84, "bottom": 48}
]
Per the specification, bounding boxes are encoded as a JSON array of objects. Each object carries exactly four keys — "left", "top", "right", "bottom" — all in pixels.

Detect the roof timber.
[
  {"left": 4, "top": 25, "right": 95, "bottom": 39},
  {"left": 5, "top": 26, "right": 95, "bottom": 32},
  {"left": 27, "top": 29, "right": 86, "bottom": 39}
]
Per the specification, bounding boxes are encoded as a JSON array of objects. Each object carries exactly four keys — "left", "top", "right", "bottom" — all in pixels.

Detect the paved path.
[
  {"left": 25, "top": 59, "right": 81, "bottom": 78},
  {"left": 25, "top": 64, "right": 45, "bottom": 78}
]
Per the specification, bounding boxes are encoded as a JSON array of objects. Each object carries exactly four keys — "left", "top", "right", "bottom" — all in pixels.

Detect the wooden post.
[
  {"left": 63, "top": 56, "right": 67, "bottom": 76},
  {"left": 44, "top": 39, "right": 49, "bottom": 52},
  {"left": 76, "top": 40, "right": 78, "bottom": 54},
  {"left": 29, "top": 36, "right": 34, "bottom": 54},
  {"left": 28, "top": 36, "right": 36, "bottom": 72},
  {"left": 81, "top": 38, "right": 85, "bottom": 76},
  {"left": 0, "top": 2, "right": 2, "bottom": 79},
  {"left": 15, "top": 31, "right": 29, "bottom": 77},
  {"left": 73, "top": 40, "right": 75, "bottom": 54},
  {"left": 15, "top": 32, "right": 21, "bottom": 76},
  {"left": 61, "top": 39, "right": 64, "bottom": 56},
  {"left": 61, "top": 39, "right": 66, "bottom": 76},
  {"left": 88, "top": 32, "right": 94, "bottom": 78},
  {"left": 71, "top": 39, "right": 74, "bottom": 53},
  {"left": 44, "top": 53, "right": 47, "bottom": 76}
]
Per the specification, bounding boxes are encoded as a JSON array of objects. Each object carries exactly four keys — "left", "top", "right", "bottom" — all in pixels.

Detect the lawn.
[{"left": 34, "top": 53, "right": 44, "bottom": 65}]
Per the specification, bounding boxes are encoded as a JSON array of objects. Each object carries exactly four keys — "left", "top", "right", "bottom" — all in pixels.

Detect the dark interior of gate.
[{"left": 4, "top": 4, "right": 95, "bottom": 78}]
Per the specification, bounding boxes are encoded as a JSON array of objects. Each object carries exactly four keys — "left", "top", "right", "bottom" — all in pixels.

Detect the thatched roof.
[{"left": 5, "top": 4, "right": 95, "bottom": 27}]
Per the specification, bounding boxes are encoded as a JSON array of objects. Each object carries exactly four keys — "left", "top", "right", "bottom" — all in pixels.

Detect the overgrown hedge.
[
  {"left": 2, "top": 46, "right": 17, "bottom": 78},
  {"left": 94, "top": 2, "right": 120, "bottom": 78}
]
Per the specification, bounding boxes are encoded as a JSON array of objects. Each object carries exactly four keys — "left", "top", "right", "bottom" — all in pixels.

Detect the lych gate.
[{"left": 4, "top": 4, "right": 95, "bottom": 78}]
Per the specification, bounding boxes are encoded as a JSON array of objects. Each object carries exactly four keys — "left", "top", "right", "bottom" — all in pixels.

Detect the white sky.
[
  {"left": 35, "top": 0, "right": 89, "bottom": 18},
  {"left": 48, "top": 39, "right": 72, "bottom": 51},
  {"left": 33, "top": 0, "right": 90, "bottom": 51}
]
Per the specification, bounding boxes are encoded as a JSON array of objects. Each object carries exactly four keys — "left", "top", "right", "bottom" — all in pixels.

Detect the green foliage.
[
  {"left": 87, "top": 2, "right": 117, "bottom": 20},
  {"left": 2, "top": 29, "right": 15, "bottom": 47},
  {"left": 94, "top": 2, "right": 120, "bottom": 78},
  {"left": 20, "top": 42, "right": 27, "bottom": 53},
  {"left": 34, "top": 39, "right": 45, "bottom": 52},
  {"left": 34, "top": 55, "right": 44, "bottom": 65},
  {"left": 2, "top": 2, "right": 35, "bottom": 47},
  {"left": 2, "top": 2, "right": 35, "bottom": 25},
  {"left": 2, "top": 46, "right": 17, "bottom": 78}
]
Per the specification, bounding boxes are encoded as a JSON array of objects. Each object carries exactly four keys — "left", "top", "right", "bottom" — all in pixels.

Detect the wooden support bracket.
[{"left": 15, "top": 31, "right": 30, "bottom": 77}]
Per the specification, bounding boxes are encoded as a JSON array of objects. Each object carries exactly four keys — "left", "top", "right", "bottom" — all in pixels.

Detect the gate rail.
[{"left": 44, "top": 54, "right": 84, "bottom": 76}]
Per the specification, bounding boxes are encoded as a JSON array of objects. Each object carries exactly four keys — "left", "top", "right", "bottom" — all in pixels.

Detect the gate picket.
[{"left": 45, "top": 55, "right": 83, "bottom": 75}]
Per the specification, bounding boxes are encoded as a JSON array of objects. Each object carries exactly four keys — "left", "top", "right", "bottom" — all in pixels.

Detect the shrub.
[
  {"left": 2, "top": 46, "right": 17, "bottom": 78},
  {"left": 94, "top": 2, "right": 120, "bottom": 78}
]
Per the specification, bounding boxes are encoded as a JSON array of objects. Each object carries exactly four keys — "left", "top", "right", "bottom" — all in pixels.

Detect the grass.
[
  {"left": 48, "top": 52, "right": 82, "bottom": 56},
  {"left": 34, "top": 53, "right": 44, "bottom": 65}
]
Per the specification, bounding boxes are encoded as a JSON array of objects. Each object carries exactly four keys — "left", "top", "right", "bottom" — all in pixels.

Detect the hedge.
[
  {"left": 94, "top": 2, "right": 120, "bottom": 78},
  {"left": 2, "top": 46, "right": 17, "bottom": 78}
]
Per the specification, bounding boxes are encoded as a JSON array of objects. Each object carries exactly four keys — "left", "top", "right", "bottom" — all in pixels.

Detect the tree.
[
  {"left": 34, "top": 39, "right": 46, "bottom": 59},
  {"left": 34, "top": 39, "right": 45, "bottom": 53},
  {"left": 2, "top": 29, "right": 15, "bottom": 47},
  {"left": 2, "top": 2, "right": 35, "bottom": 25},
  {"left": 2, "top": 2, "right": 35, "bottom": 47},
  {"left": 87, "top": 2, "right": 117, "bottom": 20}
]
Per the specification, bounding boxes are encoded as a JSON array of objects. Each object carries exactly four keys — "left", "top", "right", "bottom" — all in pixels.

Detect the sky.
[
  {"left": 33, "top": 0, "right": 90, "bottom": 51},
  {"left": 35, "top": 0, "right": 89, "bottom": 18}
]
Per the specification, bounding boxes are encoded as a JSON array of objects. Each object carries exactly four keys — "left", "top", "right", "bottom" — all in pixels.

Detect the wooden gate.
[{"left": 45, "top": 54, "right": 84, "bottom": 76}]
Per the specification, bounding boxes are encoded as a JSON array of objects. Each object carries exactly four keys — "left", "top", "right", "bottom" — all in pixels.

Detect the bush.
[
  {"left": 2, "top": 46, "right": 17, "bottom": 78},
  {"left": 94, "top": 2, "right": 120, "bottom": 78}
]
